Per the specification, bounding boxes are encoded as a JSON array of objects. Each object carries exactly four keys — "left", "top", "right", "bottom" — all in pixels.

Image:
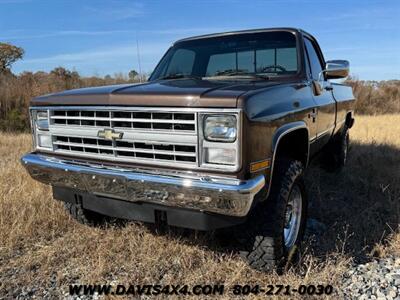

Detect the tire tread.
[{"left": 238, "top": 159, "right": 306, "bottom": 272}]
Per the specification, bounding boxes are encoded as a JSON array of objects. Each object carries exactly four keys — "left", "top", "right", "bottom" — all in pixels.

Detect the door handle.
[{"left": 308, "top": 108, "right": 317, "bottom": 122}]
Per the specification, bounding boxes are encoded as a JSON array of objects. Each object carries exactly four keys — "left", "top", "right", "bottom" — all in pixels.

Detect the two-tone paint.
[{"left": 28, "top": 27, "right": 355, "bottom": 205}]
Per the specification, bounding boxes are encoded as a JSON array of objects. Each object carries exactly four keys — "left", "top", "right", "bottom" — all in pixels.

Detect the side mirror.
[{"left": 324, "top": 60, "right": 350, "bottom": 79}]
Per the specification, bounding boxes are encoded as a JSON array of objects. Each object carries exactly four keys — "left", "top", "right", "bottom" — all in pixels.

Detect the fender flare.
[{"left": 265, "top": 121, "right": 310, "bottom": 199}]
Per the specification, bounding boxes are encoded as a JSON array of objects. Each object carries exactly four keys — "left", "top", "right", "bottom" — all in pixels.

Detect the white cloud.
[
  {"left": 0, "top": 26, "right": 232, "bottom": 41},
  {"left": 83, "top": 2, "right": 145, "bottom": 20},
  {"left": 23, "top": 43, "right": 167, "bottom": 64},
  {"left": 0, "top": 30, "right": 135, "bottom": 41},
  {"left": 15, "top": 42, "right": 170, "bottom": 75}
]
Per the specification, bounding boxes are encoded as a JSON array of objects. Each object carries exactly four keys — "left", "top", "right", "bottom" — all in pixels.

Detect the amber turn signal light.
[{"left": 250, "top": 159, "right": 271, "bottom": 173}]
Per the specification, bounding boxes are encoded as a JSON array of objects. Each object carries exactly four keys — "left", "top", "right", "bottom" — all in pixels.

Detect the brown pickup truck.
[{"left": 21, "top": 28, "right": 355, "bottom": 271}]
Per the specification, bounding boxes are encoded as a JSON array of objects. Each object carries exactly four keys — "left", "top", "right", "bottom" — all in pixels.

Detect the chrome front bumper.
[{"left": 21, "top": 153, "right": 265, "bottom": 217}]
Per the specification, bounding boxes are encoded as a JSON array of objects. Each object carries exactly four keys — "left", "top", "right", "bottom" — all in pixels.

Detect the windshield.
[{"left": 149, "top": 31, "right": 298, "bottom": 81}]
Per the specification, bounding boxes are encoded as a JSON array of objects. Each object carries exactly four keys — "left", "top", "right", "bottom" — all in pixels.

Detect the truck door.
[{"left": 304, "top": 37, "right": 336, "bottom": 152}]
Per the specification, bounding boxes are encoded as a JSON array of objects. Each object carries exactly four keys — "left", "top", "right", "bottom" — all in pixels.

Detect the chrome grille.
[
  {"left": 50, "top": 110, "right": 196, "bottom": 132},
  {"left": 39, "top": 108, "right": 199, "bottom": 168},
  {"left": 53, "top": 135, "right": 196, "bottom": 163},
  {"left": 32, "top": 106, "right": 242, "bottom": 171}
]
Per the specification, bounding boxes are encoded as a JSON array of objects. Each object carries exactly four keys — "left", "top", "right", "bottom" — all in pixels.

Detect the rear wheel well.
[{"left": 274, "top": 129, "right": 309, "bottom": 167}]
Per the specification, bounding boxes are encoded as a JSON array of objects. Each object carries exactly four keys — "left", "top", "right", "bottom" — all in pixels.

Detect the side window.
[
  {"left": 166, "top": 49, "right": 195, "bottom": 75},
  {"left": 304, "top": 38, "right": 323, "bottom": 80}
]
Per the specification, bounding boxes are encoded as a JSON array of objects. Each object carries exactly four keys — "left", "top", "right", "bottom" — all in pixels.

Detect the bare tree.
[{"left": 0, "top": 42, "right": 24, "bottom": 73}]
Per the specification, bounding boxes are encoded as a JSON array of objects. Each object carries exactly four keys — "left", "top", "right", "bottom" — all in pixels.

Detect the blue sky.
[{"left": 1, "top": 0, "right": 399, "bottom": 80}]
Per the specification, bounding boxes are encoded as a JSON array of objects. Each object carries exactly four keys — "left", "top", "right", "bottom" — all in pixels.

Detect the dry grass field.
[{"left": 0, "top": 115, "right": 399, "bottom": 299}]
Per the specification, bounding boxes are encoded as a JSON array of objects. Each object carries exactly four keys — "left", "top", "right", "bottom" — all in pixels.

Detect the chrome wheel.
[{"left": 284, "top": 184, "right": 302, "bottom": 249}]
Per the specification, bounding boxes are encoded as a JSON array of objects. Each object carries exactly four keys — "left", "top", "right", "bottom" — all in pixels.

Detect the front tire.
[{"left": 238, "top": 159, "right": 307, "bottom": 273}]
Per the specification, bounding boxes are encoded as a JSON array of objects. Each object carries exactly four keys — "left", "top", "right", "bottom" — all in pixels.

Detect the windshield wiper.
[
  {"left": 207, "top": 70, "right": 270, "bottom": 80},
  {"left": 252, "top": 74, "right": 270, "bottom": 80},
  {"left": 214, "top": 69, "right": 248, "bottom": 76},
  {"left": 158, "top": 73, "right": 202, "bottom": 80}
]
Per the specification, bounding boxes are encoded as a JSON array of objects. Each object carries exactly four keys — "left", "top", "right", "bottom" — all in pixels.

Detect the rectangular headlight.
[
  {"left": 203, "top": 115, "right": 237, "bottom": 142},
  {"left": 34, "top": 110, "right": 49, "bottom": 131}
]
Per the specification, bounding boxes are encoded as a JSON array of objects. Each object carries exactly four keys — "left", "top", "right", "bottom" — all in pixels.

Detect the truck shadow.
[
  {"left": 303, "top": 141, "right": 400, "bottom": 262},
  {"left": 140, "top": 141, "right": 400, "bottom": 266}
]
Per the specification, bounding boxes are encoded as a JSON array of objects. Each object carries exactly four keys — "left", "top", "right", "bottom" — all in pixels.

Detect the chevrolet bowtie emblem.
[{"left": 97, "top": 129, "right": 123, "bottom": 141}]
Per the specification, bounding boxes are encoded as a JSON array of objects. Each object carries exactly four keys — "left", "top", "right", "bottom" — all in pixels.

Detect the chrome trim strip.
[
  {"left": 271, "top": 121, "right": 309, "bottom": 164},
  {"left": 50, "top": 116, "right": 196, "bottom": 124},
  {"left": 316, "top": 125, "right": 335, "bottom": 139},
  {"left": 312, "top": 121, "right": 343, "bottom": 142},
  {"left": 50, "top": 127, "right": 198, "bottom": 142},
  {"left": 21, "top": 153, "right": 265, "bottom": 217},
  {"left": 31, "top": 106, "right": 242, "bottom": 113}
]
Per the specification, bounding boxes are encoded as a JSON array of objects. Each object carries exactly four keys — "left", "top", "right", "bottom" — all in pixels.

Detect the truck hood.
[{"left": 31, "top": 78, "right": 282, "bottom": 108}]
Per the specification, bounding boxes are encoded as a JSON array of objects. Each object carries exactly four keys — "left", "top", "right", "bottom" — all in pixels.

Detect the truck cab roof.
[{"left": 174, "top": 27, "right": 315, "bottom": 44}]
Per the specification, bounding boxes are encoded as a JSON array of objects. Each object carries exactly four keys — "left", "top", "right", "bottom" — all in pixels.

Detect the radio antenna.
[{"left": 136, "top": 32, "right": 143, "bottom": 83}]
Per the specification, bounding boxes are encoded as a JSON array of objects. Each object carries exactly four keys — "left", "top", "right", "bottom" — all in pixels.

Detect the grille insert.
[
  {"left": 53, "top": 136, "right": 197, "bottom": 164},
  {"left": 43, "top": 108, "right": 201, "bottom": 167},
  {"left": 50, "top": 110, "right": 196, "bottom": 132}
]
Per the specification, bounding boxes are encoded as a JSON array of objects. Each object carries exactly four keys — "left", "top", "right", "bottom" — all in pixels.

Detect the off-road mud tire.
[{"left": 238, "top": 159, "right": 307, "bottom": 273}]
